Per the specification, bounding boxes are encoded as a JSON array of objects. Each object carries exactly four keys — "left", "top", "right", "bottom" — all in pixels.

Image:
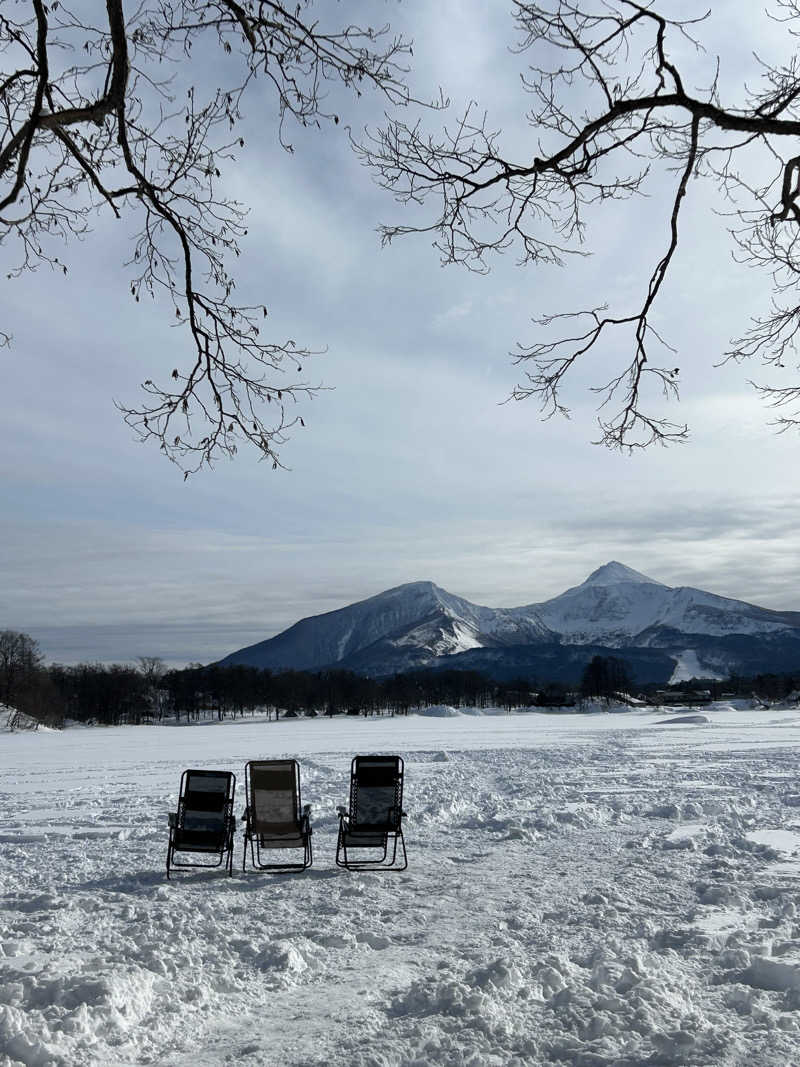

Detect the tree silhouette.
[
  {"left": 360, "top": 2, "right": 800, "bottom": 450},
  {"left": 580, "top": 654, "right": 631, "bottom": 701},
  {"left": 1, "top": 1, "right": 411, "bottom": 473}
]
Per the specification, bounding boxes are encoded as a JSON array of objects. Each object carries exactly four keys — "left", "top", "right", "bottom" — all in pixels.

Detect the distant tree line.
[
  {"left": 638, "top": 671, "right": 800, "bottom": 703},
  {"left": 2, "top": 630, "right": 799, "bottom": 729},
  {"left": 85, "top": 664, "right": 545, "bottom": 726},
  {"left": 0, "top": 630, "right": 548, "bottom": 727}
]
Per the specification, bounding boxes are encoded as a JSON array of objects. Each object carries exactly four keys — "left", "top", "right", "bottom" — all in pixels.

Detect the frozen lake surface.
[{"left": 3, "top": 705, "right": 800, "bottom": 1065}]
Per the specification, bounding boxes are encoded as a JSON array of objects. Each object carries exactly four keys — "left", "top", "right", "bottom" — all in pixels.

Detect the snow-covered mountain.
[
  {"left": 219, "top": 579, "right": 555, "bottom": 675},
  {"left": 533, "top": 561, "right": 799, "bottom": 646},
  {"left": 218, "top": 562, "right": 800, "bottom": 682}
]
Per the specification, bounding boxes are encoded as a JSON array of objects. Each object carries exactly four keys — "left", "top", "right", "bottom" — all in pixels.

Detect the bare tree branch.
[
  {"left": 358, "top": 0, "right": 800, "bottom": 449},
  {"left": 0, "top": 1, "right": 413, "bottom": 473}
]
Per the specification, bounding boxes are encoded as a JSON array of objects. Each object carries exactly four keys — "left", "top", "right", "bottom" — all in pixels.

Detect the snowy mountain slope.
[
  {"left": 220, "top": 581, "right": 468, "bottom": 671},
  {"left": 531, "top": 561, "right": 800, "bottom": 646},
  {"left": 219, "top": 579, "right": 556, "bottom": 672},
  {"left": 218, "top": 562, "right": 800, "bottom": 681},
  {"left": 422, "top": 631, "right": 800, "bottom": 686}
]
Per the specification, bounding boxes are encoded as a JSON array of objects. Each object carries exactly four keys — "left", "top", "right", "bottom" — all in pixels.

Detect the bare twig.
[
  {"left": 0, "top": 1, "right": 413, "bottom": 472},
  {"left": 359, "top": 0, "right": 800, "bottom": 448}
]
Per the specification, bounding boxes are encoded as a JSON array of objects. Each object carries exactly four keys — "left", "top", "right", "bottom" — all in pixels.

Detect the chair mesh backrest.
[
  {"left": 179, "top": 770, "right": 234, "bottom": 842},
  {"left": 248, "top": 760, "right": 301, "bottom": 835},
  {"left": 350, "top": 756, "right": 403, "bottom": 830}
]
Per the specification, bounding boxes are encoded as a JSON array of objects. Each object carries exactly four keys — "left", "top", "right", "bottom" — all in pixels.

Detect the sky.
[{"left": 4, "top": 1, "right": 800, "bottom": 666}]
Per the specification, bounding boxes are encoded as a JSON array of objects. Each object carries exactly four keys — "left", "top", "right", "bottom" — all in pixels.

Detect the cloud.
[
  {"left": 3, "top": 2, "right": 800, "bottom": 667},
  {"left": 433, "top": 300, "right": 473, "bottom": 330}
]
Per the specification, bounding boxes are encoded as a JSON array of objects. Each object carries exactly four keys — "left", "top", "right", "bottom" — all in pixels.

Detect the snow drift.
[{"left": 2, "top": 706, "right": 800, "bottom": 1064}]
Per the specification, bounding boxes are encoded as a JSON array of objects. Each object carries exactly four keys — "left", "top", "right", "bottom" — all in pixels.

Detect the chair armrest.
[
  {"left": 388, "top": 805, "right": 406, "bottom": 826},
  {"left": 168, "top": 812, "right": 177, "bottom": 828}
]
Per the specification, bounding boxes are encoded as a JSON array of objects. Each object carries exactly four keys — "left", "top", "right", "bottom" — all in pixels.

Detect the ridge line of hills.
[{"left": 217, "top": 561, "right": 800, "bottom": 685}]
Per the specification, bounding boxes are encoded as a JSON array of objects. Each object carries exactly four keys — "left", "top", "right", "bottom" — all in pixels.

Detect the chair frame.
[
  {"left": 166, "top": 768, "right": 236, "bottom": 879},
  {"left": 336, "top": 755, "right": 407, "bottom": 872},
  {"left": 242, "top": 759, "right": 313, "bottom": 873}
]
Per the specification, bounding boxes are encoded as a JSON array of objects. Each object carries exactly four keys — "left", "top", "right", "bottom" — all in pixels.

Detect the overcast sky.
[{"left": 3, "top": 1, "right": 800, "bottom": 666}]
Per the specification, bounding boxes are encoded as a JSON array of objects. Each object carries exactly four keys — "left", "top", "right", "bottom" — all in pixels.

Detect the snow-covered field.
[{"left": 3, "top": 705, "right": 800, "bottom": 1066}]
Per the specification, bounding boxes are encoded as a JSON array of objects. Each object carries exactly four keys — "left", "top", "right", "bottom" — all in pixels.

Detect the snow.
[
  {"left": 390, "top": 616, "right": 484, "bottom": 657},
  {"left": 448, "top": 620, "right": 484, "bottom": 653},
  {"left": 657, "top": 713, "right": 710, "bottom": 725},
  {"left": 534, "top": 579, "right": 790, "bottom": 645},
  {"left": 3, "top": 706, "right": 800, "bottom": 1065},
  {"left": 572, "top": 560, "right": 663, "bottom": 587},
  {"left": 0, "top": 707, "right": 41, "bottom": 733},
  {"left": 670, "top": 649, "right": 724, "bottom": 684}
]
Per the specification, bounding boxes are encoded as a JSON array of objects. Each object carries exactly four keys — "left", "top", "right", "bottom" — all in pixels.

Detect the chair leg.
[
  {"left": 395, "top": 830, "right": 408, "bottom": 872},
  {"left": 244, "top": 831, "right": 314, "bottom": 874},
  {"left": 338, "top": 829, "right": 407, "bottom": 872},
  {"left": 335, "top": 822, "right": 346, "bottom": 869}
]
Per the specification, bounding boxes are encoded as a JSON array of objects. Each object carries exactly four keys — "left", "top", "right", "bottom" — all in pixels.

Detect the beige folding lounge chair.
[{"left": 242, "top": 759, "right": 313, "bottom": 872}]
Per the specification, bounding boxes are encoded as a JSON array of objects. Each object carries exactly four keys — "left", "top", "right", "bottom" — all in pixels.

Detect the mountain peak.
[
  {"left": 390, "top": 580, "right": 440, "bottom": 593},
  {"left": 582, "top": 561, "right": 662, "bottom": 587},
  {"left": 375, "top": 580, "right": 443, "bottom": 602}
]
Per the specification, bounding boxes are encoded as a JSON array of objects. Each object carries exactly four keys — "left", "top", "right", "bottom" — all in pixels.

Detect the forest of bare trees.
[{"left": 2, "top": 629, "right": 798, "bottom": 729}]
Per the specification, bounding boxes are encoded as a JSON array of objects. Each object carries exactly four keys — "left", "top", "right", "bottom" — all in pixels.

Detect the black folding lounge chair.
[
  {"left": 166, "top": 768, "right": 236, "bottom": 879},
  {"left": 336, "top": 755, "right": 407, "bottom": 871},
  {"left": 242, "top": 759, "right": 312, "bottom": 872}
]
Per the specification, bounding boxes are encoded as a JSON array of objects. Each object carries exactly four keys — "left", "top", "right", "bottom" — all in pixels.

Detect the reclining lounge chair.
[
  {"left": 166, "top": 768, "right": 236, "bottom": 879},
  {"left": 242, "top": 759, "right": 313, "bottom": 873},
  {"left": 336, "top": 755, "right": 407, "bottom": 871}
]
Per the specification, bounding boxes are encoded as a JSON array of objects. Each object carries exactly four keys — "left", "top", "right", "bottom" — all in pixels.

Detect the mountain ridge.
[{"left": 217, "top": 562, "right": 800, "bottom": 683}]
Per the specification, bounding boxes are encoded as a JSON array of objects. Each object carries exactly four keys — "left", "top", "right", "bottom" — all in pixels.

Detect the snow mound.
[
  {"left": 417, "top": 704, "right": 463, "bottom": 717},
  {"left": 657, "top": 714, "right": 710, "bottom": 725},
  {"left": 413, "top": 704, "right": 508, "bottom": 718}
]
